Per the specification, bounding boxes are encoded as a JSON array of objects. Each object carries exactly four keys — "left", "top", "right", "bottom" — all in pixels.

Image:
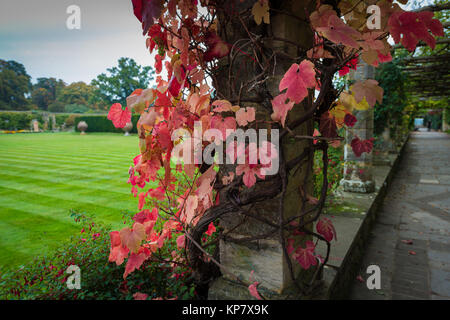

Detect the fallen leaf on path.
[
  {"left": 401, "top": 239, "right": 413, "bottom": 245},
  {"left": 408, "top": 250, "right": 416, "bottom": 255},
  {"left": 356, "top": 275, "right": 364, "bottom": 283}
]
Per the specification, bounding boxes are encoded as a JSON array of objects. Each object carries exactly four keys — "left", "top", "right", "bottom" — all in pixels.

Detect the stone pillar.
[
  {"left": 32, "top": 120, "right": 39, "bottom": 132},
  {"left": 443, "top": 108, "right": 449, "bottom": 132},
  {"left": 208, "top": 0, "right": 316, "bottom": 300},
  {"left": 373, "top": 126, "right": 395, "bottom": 166},
  {"left": 51, "top": 114, "right": 57, "bottom": 132},
  {"left": 341, "top": 61, "right": 376, "bottom": 193}
]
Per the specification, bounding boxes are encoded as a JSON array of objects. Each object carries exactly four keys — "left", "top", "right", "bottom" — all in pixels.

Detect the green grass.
[{"left": 0, "top": 132, "right": 141, "bottom": 270}]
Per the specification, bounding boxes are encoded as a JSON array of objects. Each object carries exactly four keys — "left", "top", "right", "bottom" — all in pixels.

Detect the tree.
[
  {"left": 31, "top": 87, "right": 53, "bottom": 110},
  {"left": 31, "top": 77, "right": 66, "bottom": 110},
  {"left": 92, "top": 57, "right": 154, "bottom": 106},
  {"left": 0, "top": 59, "right": 32, "bottom": 110},
  {"left": 104, "top": 0, "right": 443, "bottom": 300},
  {"left": 56, "top": 81, "right": 107, "bottom": 111}
]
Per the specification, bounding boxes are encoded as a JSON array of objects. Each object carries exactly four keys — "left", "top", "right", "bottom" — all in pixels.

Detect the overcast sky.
[
  {"left": 0, "top": 0, "right": 432, "bottom": 85},
  {"left": 0, "top": 0, "right": 155, "bottom": 84}
]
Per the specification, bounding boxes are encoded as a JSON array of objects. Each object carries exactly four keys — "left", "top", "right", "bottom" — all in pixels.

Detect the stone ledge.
[{"left": 316, "top": 135, "right": 410, "bottom": 299}]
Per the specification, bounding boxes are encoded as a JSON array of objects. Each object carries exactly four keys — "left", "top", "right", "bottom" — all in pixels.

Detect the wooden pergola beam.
[
  {"left": 413, "top": 3, "right": 450, "bottom": 13},
  {"left": 398, "top": 54, "right": 450, "bottom": 64},
  {"left": 392, "top": 38, "right": 450, "bottom": 50}
]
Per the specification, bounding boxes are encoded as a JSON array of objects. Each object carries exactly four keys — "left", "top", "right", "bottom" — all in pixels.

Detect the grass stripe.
[{"left": 0, "top": 133, "right": 144, "bottom": 269}]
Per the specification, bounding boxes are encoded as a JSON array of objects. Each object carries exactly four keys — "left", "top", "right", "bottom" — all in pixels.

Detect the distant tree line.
[{"left": 0, "top": 57, "right": 154, "bottom": 113}]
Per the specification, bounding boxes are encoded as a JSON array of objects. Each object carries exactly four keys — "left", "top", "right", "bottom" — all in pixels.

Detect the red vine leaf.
[
  {"left": 351, "top": 137, "right": 374, "bottom": 157},
  {"left": 132, "top": 0, "right": 164, "bottom": 35},
  {"left": 248, "top": 282, "right": 263, "bottom": 300},
  {"left": 316, "top": 217, "right": 337, "bottom": 242},
  {"left": 312, "top": 7, "right": 361, "bottom": 48},
  {"left": 110, "top": 231, "right": 121, "bottom": 248},
  {"left": 319, "top": 112, "right": 337, "bottom": 138},
  {"left": 107, "top": 103, "right": 132, "bottom": 128},
  {"left": 279, "top": 60, "right": 316, "bottom": 104},
  {"left": 109, "top": 246, "right": 129, "bottom": 266},
  {"left": 388, "top": 11, "right": 444, "bottom": 52},
  {"left": 124, "top": 251, "right": 148, "bottom": 279},
  {"left": 204, "top": 31, "right": 231, "bottom": 62},
  {"left": 293, "top": 241, "right": 317, "bottom": 270},
  {"left": 235, "top": 107, "right": 256, "bottom": 127},
  {"left": 344, "top": 113, "right": 357, "bottom": 127},
  {"left": 248, "top": 270, "right": 263, "bottom": 300},
  {"left": 271, "top": 93, "right": 295, "bottom": 127}
]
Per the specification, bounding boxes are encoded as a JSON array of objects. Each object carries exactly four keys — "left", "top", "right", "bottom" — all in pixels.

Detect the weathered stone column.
[
  {"left": 208, "top": 0, "right": 316, "bottom": 300},
  {"left": 373, "top": 125, "right": 396, "bottom": 166},
  {"left": 341, "top": 61, "right": 376, "bottom": 193},
  {"left": 51, "top": 114, "right": 57, "bottom": 132},
  {"left": 443, "top": 108, "right": 449, "bottom": 132}
]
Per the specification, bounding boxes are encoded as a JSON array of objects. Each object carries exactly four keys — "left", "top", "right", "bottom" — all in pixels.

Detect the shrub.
[
  {"left": 48, "top": 101, "right": 65, "bottom": 113},
  {"left": 75, "top": 114, "right": 139, "bottom": 133},
  {"left": 314, "top": 144, "right": 344, "bottom": 198},
  {"left": 0, "top": 211, "right": 196, "bottom": 300},
  {"left": 64, "top": 104, "right": 90, "bottom": 114},
  {"left": 0, "top": 112, "right": 33, "bottom": 130},
  {"left": 64, "top": 114, "right": 79, "bottom": 127},
  {"left": 55, "top": 114, "right": 69, "bottom": 127}
]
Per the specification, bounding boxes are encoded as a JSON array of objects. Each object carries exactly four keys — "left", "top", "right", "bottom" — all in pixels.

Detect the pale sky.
[
  {"left": 0, "top": 0, "right": 432, "bottom": 85},
  {"left": 0, "top": 0, "right": 155, "bottom": 85}
]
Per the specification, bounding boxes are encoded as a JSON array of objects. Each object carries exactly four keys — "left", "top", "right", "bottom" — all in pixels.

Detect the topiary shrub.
[{"left": 74, "top": 114, "right": 139, "bottom": 133}]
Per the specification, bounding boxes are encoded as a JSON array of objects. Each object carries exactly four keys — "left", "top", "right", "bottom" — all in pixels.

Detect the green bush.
[
  {"left": 48, "top": 101, "right": 65, "bottom": 113},
  {"left": 0, "top": 211, "right": 196, "bottom": 300},
  {"left": 55, "top": 114, "right": 69, "bottom": 127},
  {"left": 64, "top": 104, "right": 90, "bottom": 114},
  {"left": 75, "top": 114, "right": 139, "bottom": 133},
  {"left": 0, "top": 112, "right": 33, "bottom": 130},
  {"left": 314, "top": 145, "right": 344, "bottom": 198}
]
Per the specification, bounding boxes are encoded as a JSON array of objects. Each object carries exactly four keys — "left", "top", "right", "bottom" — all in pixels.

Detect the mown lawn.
[{"left": 0, "top": 132, "right": 140, "bottom": 270}]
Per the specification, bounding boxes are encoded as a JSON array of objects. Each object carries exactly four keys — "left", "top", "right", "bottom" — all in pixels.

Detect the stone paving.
[{"left": 349, "top": 131, "right": 450, "bottom": 300}]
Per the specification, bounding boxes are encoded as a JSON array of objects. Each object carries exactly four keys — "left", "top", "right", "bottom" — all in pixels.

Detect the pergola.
[{"left": 393, "top": 3, "right": 450, "bottom": 100}]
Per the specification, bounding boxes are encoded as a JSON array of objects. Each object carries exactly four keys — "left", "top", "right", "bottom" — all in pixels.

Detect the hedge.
[
  {"left": 74, "top": 114, "right": 139, "bottom": 133},
  {"left": 0, "top": 112, "right": 42, "bottom": 131}
]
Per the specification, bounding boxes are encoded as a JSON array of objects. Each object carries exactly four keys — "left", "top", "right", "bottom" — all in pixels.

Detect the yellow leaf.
[
  {"left": 231, "top": 105, "right": 241, "bottom": 112},
  {"left": 338, "top": 90, "right": 370, "bottom": 111},
  {"left": 338, "top": 91, "right": 355, "bottom": 112},
  {"left": 330, "top": 104, "right": 347, "bottom": 128},
  {"left": 252, "top": 0, "right": 270, "bottom": 25},
  {"left": 354, "top": 97, "right": 369, "bottom": 110}
]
